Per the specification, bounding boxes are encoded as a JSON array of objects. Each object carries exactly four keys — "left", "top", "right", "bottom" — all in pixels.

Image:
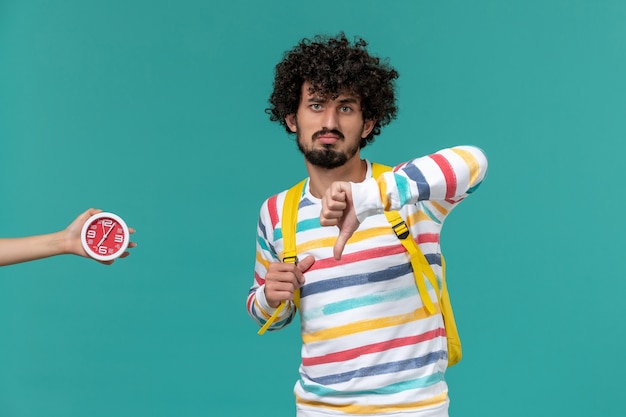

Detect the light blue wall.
[{"left": 1, "top": 1, "right": 625, "bottom": 416}]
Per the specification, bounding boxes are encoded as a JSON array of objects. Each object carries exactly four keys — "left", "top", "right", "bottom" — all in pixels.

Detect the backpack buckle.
[
  {"left": 391, "top": 220, "right": 410, "bottom": 240},
  {"left": 282, "top": 255, "right": 298, "bottom": 265}
]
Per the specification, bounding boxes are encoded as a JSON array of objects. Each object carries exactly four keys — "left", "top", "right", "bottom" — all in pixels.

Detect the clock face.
[{"left": 80, "top": 212, "right": 130, "bottom": 261}]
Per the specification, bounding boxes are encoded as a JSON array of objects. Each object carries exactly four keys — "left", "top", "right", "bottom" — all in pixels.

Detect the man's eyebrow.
[
  {"left": 305, "top": 95, "right": 360, "bottom": 105},
  {"left": 306, "top": 96, "right": 327, "bottom": 103},
  {"left": 306, "top": 96, "right": 359, "bottom": 103}
]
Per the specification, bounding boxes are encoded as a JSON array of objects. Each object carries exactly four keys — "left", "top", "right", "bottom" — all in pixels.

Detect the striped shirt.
[{"left": 248, "top": 146, "right": 488, "bottom": 416}]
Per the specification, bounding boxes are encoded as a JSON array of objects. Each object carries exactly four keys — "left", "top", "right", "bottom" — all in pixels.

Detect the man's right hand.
[
  {"left": 264, "top": 255, "right": 315, "bottom": 308},
  {"left": 320, "top": 181, "right": 360, "bottom": 260}
]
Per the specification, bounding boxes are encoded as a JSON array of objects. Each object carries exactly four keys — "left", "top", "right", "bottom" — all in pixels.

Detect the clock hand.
[
  {"left": 98, "top": 222, "right": 110, "bottom": 245},
  {"left": 96, "top": 223, "right": 117, "bottom": 247}
]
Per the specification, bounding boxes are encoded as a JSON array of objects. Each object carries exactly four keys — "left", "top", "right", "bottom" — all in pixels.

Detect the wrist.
[
  {"left": 351, "top": 178, "right": 384, "bottom": 222},
  {"left": 55, "top": 229, "right": 78, "bottom": 256},
  {"left": 51, "top": 230, "right": 68, "bottom": 255},
  {"left": 258, "top": 284, "right": 281, "bottom": 311}
]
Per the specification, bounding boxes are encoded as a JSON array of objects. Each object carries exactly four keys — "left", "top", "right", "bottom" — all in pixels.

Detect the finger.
[
  {"left": 266, "top": 268, "right": 300, "bottom": 287},
  {"left": 271, "top": 290, "right": 295, "bottom": 305},
  {"left": 269, "top": 281, "right": 298, "bottom": 293},
  {"left": 295, "top": 255, "right": 315, "bottom": 285},
  {"left": 297, "top": 255, "right": 315, "bottom": 272},
  {"left": 268, "top": 262, "right": 299, "bottom": 274},
  {"left": 87, "top": 208, "right": 102, "bottom": 217},
  {"left": 319, "top": 218, "right": 336, "bottom": 227},
  {"left": 333, "top": 229, "right": 353, "bottom": 261},
  {"left": 325, "top": 197, "right": 346, "bottom": 211},
  {"left": 266, "top": 281, "right": 298, "bottom": 305},
  {"left": 330, "top": 182, "right": 348, "bottom": 202},
  {"left": 320, "top": 208, "right": 343, "bottom": 226}
]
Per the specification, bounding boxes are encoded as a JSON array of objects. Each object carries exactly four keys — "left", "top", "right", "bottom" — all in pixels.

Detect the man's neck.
[{"left": 305, "top": 156, "right": 367, "bottom": 199}]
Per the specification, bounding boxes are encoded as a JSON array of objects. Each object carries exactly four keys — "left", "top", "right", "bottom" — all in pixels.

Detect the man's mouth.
[
  {"left": 317, "top": 136, "right": 339, "bottom": 145},
  {"left": 313, "top": 129, "right": 344, "bottom": 145}
]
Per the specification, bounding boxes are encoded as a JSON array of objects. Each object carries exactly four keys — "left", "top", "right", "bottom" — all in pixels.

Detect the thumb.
[
  {"left": 333, "top": 230, "right": 353, "bottom": 261},
  {"left": 297, "top": 255, "right": 315, "bottom": 273}
]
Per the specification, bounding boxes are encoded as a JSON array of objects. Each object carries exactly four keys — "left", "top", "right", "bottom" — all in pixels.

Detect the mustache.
[{"left": 312, "top": 129, "right": 344, "bottom": 141}]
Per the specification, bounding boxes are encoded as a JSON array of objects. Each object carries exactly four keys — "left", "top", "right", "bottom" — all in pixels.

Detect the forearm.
[
  {"left": 248, "top": 199, "right": 299, "bottom": 330},
  {"left": 354, "top": 146, "right": 488, "bottom": 221},
  {"left": 0, "top": 231, "right": 68, "bottom": 266}
]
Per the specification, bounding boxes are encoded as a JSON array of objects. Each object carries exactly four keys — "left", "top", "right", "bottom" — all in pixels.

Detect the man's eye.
[
  {"left": 310, "top": 104, "right": 322, "bottom": 111},
  {"left": 340, "top": 106, "right": 352, "bottom": 112}
]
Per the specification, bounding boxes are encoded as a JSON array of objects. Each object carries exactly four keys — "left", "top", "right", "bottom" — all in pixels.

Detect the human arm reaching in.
[{"left": 0, "top": 208, "right": 136, "bottom": 267}]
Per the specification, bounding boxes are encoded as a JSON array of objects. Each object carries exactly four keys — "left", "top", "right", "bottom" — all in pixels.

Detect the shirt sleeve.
[
  {"left": 246, "top": 194, "right": 297, "bottom": 331},
  {"left": 352, "top": 146, "right": 488, "bottom": 222}
]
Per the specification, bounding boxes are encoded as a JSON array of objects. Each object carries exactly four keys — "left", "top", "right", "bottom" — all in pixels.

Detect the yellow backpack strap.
[
  {"left": 383, "top": 210, "right": 438, "bottom": 315},
  {"left": 373, "top": 162, "right": 439, "bottom": 315},
  {"left": 440, "top": 255, "right": 462, "bottom": 366},
  {"left": 257, "top": 179, "right": 306, "bottom": 335},
  {"left": 281, "top": 179, "right": 306, "bottom": 266},
  {"left": 371, "top": 162, "right": 389, "bottom": 178}
]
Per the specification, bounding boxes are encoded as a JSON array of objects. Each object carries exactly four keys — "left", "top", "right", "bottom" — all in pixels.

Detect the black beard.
[
  {"left": 296, "top": 129, "right": 360, "bottom": 169},
  {"left": 299, "top": 146, "right": 349, "bottom": 169}
]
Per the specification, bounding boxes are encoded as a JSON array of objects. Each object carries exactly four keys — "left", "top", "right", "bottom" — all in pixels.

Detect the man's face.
[{"left": 285, "top": 82, "right": 375, "bottom": 169}]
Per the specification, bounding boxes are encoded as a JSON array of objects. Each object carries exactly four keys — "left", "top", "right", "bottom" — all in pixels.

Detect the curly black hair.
[{"left": 266, "top": 33, "right": 399, "bottom": 148}]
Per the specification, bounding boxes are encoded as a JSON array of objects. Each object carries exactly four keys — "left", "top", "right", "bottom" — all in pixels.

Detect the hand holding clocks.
[{"left": 0, "top": 208, "right": 135, "bottom": 267}]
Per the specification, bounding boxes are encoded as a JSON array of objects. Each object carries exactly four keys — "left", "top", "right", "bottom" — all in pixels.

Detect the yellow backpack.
[{"left": 257, "top": 163, "right": 462, "bottom": 367}]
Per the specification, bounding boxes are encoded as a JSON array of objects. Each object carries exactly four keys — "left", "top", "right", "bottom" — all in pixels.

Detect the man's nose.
[{"left": 322, "top": 109, "right": 339, "bottom": 130}]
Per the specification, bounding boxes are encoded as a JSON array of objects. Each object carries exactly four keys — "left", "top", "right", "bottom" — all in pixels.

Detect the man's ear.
[
  {"left": 362, "top": 119, "right": 376, "bottom": 138},
  {"left": 285, "top": 114, "right": 297, "bottom": 133}
]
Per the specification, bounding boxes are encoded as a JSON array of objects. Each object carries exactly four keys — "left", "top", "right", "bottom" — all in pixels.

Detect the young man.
[
  {"left": 247, "top": 33, "right": 488, "bottom": 417},
  {"left": 0, "top": 208, "right": 136, "bottom": 266}
]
